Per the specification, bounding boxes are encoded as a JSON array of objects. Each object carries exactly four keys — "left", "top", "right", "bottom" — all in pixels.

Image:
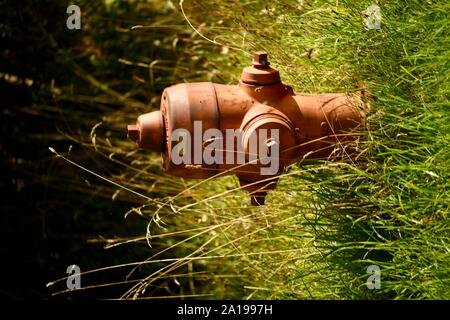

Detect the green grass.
[{"left": 12, "top": 0, "right": 448, "bottom": 299}]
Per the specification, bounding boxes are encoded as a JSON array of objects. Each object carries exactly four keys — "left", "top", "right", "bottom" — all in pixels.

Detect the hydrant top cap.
[{"left": 241, "top": 51, "right": 281, "bottom": 85}]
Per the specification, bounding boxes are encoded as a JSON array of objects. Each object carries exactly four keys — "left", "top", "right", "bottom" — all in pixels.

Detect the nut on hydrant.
[{"left": 128, "top": 52, "right": 366, "bottom": 205}]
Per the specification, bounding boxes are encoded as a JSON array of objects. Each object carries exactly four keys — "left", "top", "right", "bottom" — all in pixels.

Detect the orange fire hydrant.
[{"left": 128, "top": 52, "right": 366, "bottom": 205}]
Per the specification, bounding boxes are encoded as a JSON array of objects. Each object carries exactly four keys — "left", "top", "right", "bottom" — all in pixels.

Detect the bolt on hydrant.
[{"left": 127, "top": 51, "right": 366, "bottom": 205}]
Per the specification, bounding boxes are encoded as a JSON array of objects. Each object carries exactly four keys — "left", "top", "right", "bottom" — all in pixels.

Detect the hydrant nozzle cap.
[
  {"left": 127, "top": 110, "right": 165, "bottom": 153},
  {"left": 241, "top": 51, "right": 281, "bottom": 85}
]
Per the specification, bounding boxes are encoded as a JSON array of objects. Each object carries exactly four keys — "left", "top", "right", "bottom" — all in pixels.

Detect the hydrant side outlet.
[{"left": 127, "top": 52, "right": 366, "bottom": 205}]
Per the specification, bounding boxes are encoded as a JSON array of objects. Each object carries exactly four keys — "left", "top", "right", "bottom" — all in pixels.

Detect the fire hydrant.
[{"left": 127, "top": 51, "right": 366, "bottom": 205}]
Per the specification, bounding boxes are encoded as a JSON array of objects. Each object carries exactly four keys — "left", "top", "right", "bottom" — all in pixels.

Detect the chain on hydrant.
[{"left": 127, "top": 51, "right": 366, "bottom": 205}]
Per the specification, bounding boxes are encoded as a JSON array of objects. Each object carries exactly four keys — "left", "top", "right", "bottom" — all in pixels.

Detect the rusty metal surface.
[
  {"left": 128, "top": 110, "right": 165, "bottom": 152},
  {"left": 240, "top": 51, "right": 281, "bottom": 85},
  {"left": 127, "top": 51, "right": 367, "bottom": 205},
  {"left": 161, "top": 82, "right": 220, "bottom": 178}
]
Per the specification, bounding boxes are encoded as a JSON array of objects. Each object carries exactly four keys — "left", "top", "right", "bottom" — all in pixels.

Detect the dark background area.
[{"left": 0, "top": 0, "right": 188, "bottom": 299}]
